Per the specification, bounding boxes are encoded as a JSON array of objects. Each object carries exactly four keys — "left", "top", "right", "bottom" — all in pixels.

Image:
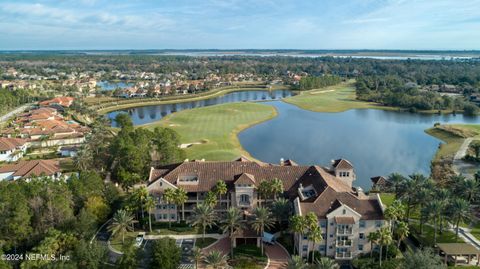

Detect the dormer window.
[
  {"left": 298, "top": 184, "right": 317, "bottom": 201},
  {"left": 339, "top": 171, "right": 350, "bottom": 177},
  {"left": 177, "top": 174, "right": 199, "bottom": 185}
]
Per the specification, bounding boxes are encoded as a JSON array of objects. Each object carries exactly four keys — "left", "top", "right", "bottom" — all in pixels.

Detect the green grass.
[
  {"left": 109, "top": 232, "right": 137, "bottom": 252},
  {"left": 410, "top": 223, "right": 464, "bottom": 247},
  {"left": 379, "top": 193, "right": 396, "bottom": 207},
  {"left": 195, "top": 237, "right": 217, "bottom": 248},
  {"left": 425, "top": 124, "right": 480, "bottom": 162},
  {"left": 468, "top": 222, "right": 480, "bottom": 241},
  {"left": 283, "top": 81, "right": 390, "bottom": 113},
  {"left": 142, "top": 102, "right": 277, "bottom": 161}
]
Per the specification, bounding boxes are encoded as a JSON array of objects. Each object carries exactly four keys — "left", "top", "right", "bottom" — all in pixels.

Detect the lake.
[
  {"left": 238, "top": 101, "right": 480, "bottom": 190},
  {"left": 107, "top": 89, "right": 294, "bottom": 126}
]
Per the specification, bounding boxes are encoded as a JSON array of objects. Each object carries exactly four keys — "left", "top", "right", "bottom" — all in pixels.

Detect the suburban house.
[
  {"left": 370, "top": 176, "right": 391, "bottom": 191},
  {"left": 146, "top": 157, "right": 385, "bottom": 260},
  {"left": 39, "top": 97, "right": 75, "bottom": 107},
  {"left": 0, "top": 137, "right": 29, "bottom": 162},
  {"left": 0, "top": 160, "right": 62, "bottom": 181}
]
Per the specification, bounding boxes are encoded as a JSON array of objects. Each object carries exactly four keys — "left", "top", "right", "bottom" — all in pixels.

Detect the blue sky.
[{"left": 0, "top": 0, "right": 479, "bottom": 50}]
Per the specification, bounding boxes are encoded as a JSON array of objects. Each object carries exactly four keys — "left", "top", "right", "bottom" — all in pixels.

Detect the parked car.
[{"left": 135, "top": 233, "right": 144, "bottom": 247}]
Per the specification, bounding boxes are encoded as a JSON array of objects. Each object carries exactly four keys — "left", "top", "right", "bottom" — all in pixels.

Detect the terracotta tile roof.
[
  {"left": 0, "top": 160, "right": 60, "bottom": 178},
  {"left": 234, "top": 173, "right": 256, "bottom": 185},
  {"left": 335, "top": 216, "right": 356, "bottom": 224},
  {"left": 39, "top": 97, "right": 74, "bottom": 107},
  {"left": 332, "top": 159, "right": 353, "bottom": 170},
  {"left": 371, "top": 176, "right": 388, "bottom": 185},
  {"left": 0, "top": 138, "right": 27, "bottom": 151}
]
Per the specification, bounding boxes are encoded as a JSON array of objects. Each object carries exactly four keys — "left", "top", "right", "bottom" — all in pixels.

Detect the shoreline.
[{"left": 96, "top": 85, "right": 286, "bottom": 114}]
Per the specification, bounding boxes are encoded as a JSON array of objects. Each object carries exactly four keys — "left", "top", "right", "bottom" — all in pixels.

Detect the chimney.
[{"left": 280, "top": 158, "right": 285, "bottom": 166}]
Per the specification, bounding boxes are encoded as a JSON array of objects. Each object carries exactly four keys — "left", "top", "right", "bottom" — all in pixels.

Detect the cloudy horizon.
[{"left": 1, "top": 0, "right": 479, "bottom": 50}]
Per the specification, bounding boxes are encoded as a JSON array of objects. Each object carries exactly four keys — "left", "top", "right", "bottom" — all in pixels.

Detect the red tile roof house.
[
  {"left": 146, "top": 157, "right": 386, "bottom": 261},
  {"left": 39, "top": 97, "right": 75, "bottom": 108},
  {"left": 0, "top": 138, "right": 29, "bottom": 162},
  {"left": 0, "top": 160, "right": 62, "bottom": 181}
]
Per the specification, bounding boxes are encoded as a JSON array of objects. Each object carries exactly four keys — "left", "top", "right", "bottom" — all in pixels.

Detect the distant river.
[
  {"left": 107, "top": 90, "right": 293, "bottom": 126},
  {"left": 98, "top": 81, "right": 134, "bottom": 91},
  {"left": 238, "top": 101, "right": 480, "bottom": 190}
]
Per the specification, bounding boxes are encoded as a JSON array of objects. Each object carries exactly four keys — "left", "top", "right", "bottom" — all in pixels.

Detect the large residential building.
[
  {"left": 0, "top": 160, "right": 62, "bottom": 181},
  {"left": 146, "top": 157, "right": 385, "bottom": 260},
  {"left": 0, "top": 137, "right": 29, "bottom": 162}
]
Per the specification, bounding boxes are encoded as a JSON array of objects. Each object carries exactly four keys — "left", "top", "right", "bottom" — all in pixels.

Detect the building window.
[
  {"left": 322, "top": 234, "right": 327, "bottom": 240},
  {"left": 329, "top": 245, "right": 333, "bottom": 249},
  {"left": 303, "top": 235, "right": 308, "bottom": 240},
  {"left": 319, "top": 245, "right": 325, "bottom": 252},
  {"left": 330, "top": 234, "right": 333, "bottom": 238},
  {"left": 342, "top": 209, "right": 346, "bottom": 215},
  {"left": 320, "top": 221, "right": 326, "bottom": 228},
  {"left": 330, "top": 222, "right": 334, "bottom": 226},
  {"left": 171, "top": 214, "right": 176, "bottom": 220},
  {"left": 359, "top": 233, "right": 365, "bottom": 240},
  {"left": 163, "top": 214, "right": 167, "bottom": 219},
  {"left": 358, "top": 245, "right": 364, "bottom": 251},
  {"left": 375, "top": 220, "right": 382, "bottom": 227},
  {"left": 302, "top": 245, "right": 308, "bottom": 252},
  {"left": 239, "top": 194, "right": 250, "bottom": 204},
  {"left": 359, "top": 220, "right": 366, "bottom": 228}
]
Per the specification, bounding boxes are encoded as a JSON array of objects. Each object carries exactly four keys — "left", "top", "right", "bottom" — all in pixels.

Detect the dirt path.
[{"left": 453, "top": 138, "right": 477, "bottom": 179}]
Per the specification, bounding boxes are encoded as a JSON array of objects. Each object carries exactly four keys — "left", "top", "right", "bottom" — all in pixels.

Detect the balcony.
[
  {"left": 336, "top": 228, "right": 353, "bottom": 235},
  {"left": 336, "top": 239, "right": 352, "bottom": 247},
  {"left": 335, "top": 252, "right": 352, "bottom": 259}
]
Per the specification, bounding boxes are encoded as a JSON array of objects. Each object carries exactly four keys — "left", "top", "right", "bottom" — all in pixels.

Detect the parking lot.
[{"left": 176, "top": 238, "right": 195, "bottom": 269}]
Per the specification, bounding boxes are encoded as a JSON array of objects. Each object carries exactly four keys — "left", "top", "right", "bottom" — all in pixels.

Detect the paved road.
[
  {"left": 265, "top": 243, "right": 289, "bottom": 269},
  {"left": 0, "top": 103, "right": 33, "bottom": 125},
  {"left": 453, "top": 138, "right": 477, "bottom": 179}
]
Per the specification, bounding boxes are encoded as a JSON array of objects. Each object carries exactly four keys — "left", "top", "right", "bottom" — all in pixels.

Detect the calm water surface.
[
  {"left": 238, "top": 101, "right": 480, "bottom": 190},
  {"left": 107, "top": 90, "right": 293, "bottom": 126},
  {"left": 98, "top": 81, "right": 134, "bottom": 91}
]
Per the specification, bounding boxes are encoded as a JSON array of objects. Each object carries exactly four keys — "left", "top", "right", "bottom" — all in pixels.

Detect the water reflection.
[
  {"left": 238, "top": 101, "right": 480, "bottom": 190},
  {"left": 107, "top": 90, "right": 293, "bottom": 126}
]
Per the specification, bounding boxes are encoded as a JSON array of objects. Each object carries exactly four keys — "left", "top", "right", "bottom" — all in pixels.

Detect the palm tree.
[
  {"left": 305, "top": 212, "right": 319, "bottom": 261},
  {"left": 271, "top": 198, "right": 291, "bottom": 226},
  {"left": 214, "top": 180, "right": 228, "bottom": 205},
  {"left": 378, "top": 227, "right": 392, "bottom": 267},
  {"left": 289, "top": 215, "right": 307, "bottom": 255},
  {"left": 163, "top": 188, "right": 175, "bottom": 228},
  {"left": 308, "top": 226, "right": 323, "bottom": 263},
  {"left": 435, "top": 188, "right": 450, "bottom": 233},
  {"left": 251, "top": 207, "right": 275, "bottom": 256},
  {"left": 270, "top": 178, "right": 284, "bottom": 200},
  {"left": 448, "top": 198, "right": 471, "bottom": 240},
  {"left": 174, "top": 187, "right": 188, "bottom": 221},
  {"left": 395, "top": 221, "right": 409, "bottom": 248},
  {"left": 203, "top": 250, "right": 228, "bottom": 269},
  {"left": 426, "top": 200, "right": 442, "bottom": 246},
  {"left": 190, "top": 203, "right": 217, "bottom": 240},
  {"left": 221, "top": 207, "right": 245, "bottom": 258},
  {"left": 313, "top": 257, "right": 339, "bottom": 269},
  {"left": 132, "top": 187, "right": 149, "bottom": 219},
  {"left": 461, "top": 180, "right": 479, "bottom": 203},
  {"left": 387, "top": 173, "right": 407, "bottom": 198},
  {"left": 205, "top": 191, "right": 218, "bottom": 208},
  {"left": 145, "top": 196, "right": 156, "bottom": 233},
  {"left": 287, "top": 255, "right": 307, "bottom": 269},
  {"left": 367, "top": 231, "right": 379, "bottom": 258},
  {"left": 192, "top": 247, "right": 203, "bottom": 269},
  {"left": 108, "top": 209, "right": 135, "bottom": 244},
  {"left": 258, "top": 180, "right": 271, "bottom": 205}
]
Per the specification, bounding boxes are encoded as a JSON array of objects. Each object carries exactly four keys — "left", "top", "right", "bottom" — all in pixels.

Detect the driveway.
[
  {"left": 202, "top": 237, "right": 230, "bottom": 255},
  {"left": 265, "top": 243, "right": 289, "bottom": 269}
]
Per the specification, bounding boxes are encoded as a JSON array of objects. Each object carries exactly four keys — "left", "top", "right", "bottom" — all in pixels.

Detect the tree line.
[{"left": 293, "top": 75, "right": 341, "bottom": 91}]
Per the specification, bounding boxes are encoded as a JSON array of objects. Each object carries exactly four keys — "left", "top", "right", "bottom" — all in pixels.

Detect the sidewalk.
[{"left": 0, "top": 103, "right": 33, "bottom": 125}]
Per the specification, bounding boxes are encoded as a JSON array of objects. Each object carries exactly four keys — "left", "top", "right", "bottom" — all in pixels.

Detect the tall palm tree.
[
  {"left": 308, "top": 226, "right": 323, "bottom": 263},
  {"left": 448, "top": 198, "right": 471, "bottom": 240},
  {"left": 289, "top": 215, "right": 307, "bottom": 255},
  {"left": 145, "top": 196, "right": 156, "bottom": 233},
  {"left": 395, "top": 221, "right": 409, "bottom": 248},
  {"left": 190, "top": 203, "right": 217, "bottom": 240},
  {"left": 271, "top": 198, "right": 291, "bottom": 226},
  {"left": 221, "top": 207, "right": 245, "bottom": 258},
  {"left": 378, "top": 227, "right": 392, "bottom": 267},
  {"left": 287, "top": 255, "right": 307, "bottom": 269},
  {"left": 163, "top": 188, "right": 176, "bottom": 228},
  {"left": 435, "top": 188, "right": 450, "bottom": 234},
  {"left": 426, "top": 200, "right": 442, "bottom": 246},
  {"left": 258, "top": 180, "right": 271, "bottom": 205},
  {"left": 132, "top": 187, "right": 149, "bottom": 219},
  {"left": 367, "top": 231, "right": 379, "bottom": 258},
  {"left": 192, "top": 247, "right": 203, "bottom": 269},
  {"left": 203, "top": 250, "right": 229, "bottom": 269},
  {"left": 251, "top": 207, "right": 275, "bottom": 256},
  {"left": 270, "top": 178, "right": 284, "bottom": 200},
  {"left": 108, "top": 209, "right": 135, "bottom": 244},
  {"left": 214, "top": 180, "right": 228, "bottom": 205},
  {"left": 313, "top": 257, "right": 339, "bottom": 269},
  {"left": 461, "top": 180, "right": 480, "bottom": 203},
  {"left": 205, "top": 191, "right": 218, "bottom": 208},
  {"left": 174, "top": 187, "right": 188, "bottom": 221},
  {"left": 387, "top": 173, "right": 407, "bottom": 198}
]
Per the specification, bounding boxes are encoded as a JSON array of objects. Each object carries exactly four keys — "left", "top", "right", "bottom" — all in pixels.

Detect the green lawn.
[
  {"left": 142, "top": 102, "right": 277, "bottom": 161},
  {"left": 410, "top": 223, "right": 464, "bottom": 247},
  {"left": 195, "top": 237, "right": 217, "bottom": 248},
  {"left": 468, "top": 222, "right": 480, "bottom": 241},
  {"left": 425, "top": 124, "right": 480, "bottom": 162},
  {"left": 379, "top": 193, "right": 396, "bottom": 207},
  {"left": 283, "top": 81, "right": 390, "bottom": 113}
]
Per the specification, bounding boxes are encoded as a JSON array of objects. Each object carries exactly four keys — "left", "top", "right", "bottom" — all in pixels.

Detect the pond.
[
  {"left": 238, "top": 101, "right": 480, "bottom": 190},
  {"left": 107, "top": 89, "right": 293, "bottom": 126}
]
